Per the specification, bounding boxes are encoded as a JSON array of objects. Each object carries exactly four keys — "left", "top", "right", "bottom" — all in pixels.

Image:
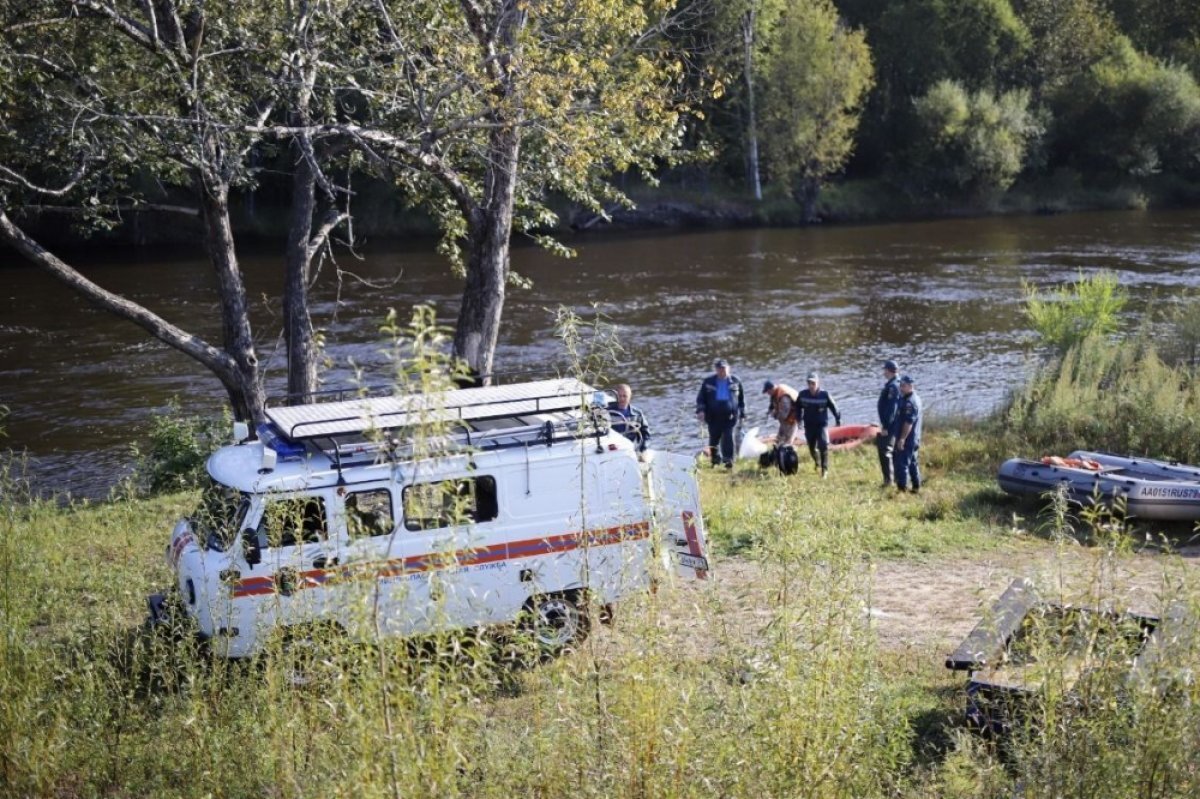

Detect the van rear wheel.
[{"left": 527, "top": 593, "right": 589, "bottom": 654}]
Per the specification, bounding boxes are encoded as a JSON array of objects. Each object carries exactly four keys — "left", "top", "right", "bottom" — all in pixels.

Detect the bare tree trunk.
[
  {"left": 197, "top": 181, "right": 265, "bottom": 422},
  {"left": 453, "top": 123, "right": 521, "bottom": 384},
  {"left": 794, "top": 177, "right": 820, "bottom": 223},
  {"left": 452, "top": 0, "right": 526, "bottom": 384},
  {"left": 742, "top": 9, "right": 763, "bottom": 202},
  {"left": 283, "top": 142, "right": 319, "bottom": 405}
]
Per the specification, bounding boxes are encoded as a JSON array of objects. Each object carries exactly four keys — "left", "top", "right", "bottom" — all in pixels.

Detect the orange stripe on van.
[{"left": 231, "top": 522, "right": 652, "bottom": 598}]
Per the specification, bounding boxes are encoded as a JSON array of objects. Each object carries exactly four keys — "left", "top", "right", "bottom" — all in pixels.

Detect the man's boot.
[
  {"left": 878, "top": 439, "right": 894, "bottom": 487},
  {"left": 820, "top": 450, "right": 829, "bottom": 479}
]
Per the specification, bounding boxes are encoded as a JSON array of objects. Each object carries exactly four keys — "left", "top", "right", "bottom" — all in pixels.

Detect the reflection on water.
[{"left": 3, "top": 208, "right": 1200, "bottom": 497}]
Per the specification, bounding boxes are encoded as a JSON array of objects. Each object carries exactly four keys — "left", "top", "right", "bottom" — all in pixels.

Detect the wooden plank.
[{"left": 946, "top": 577, "right": 1040, "bottom": 671}]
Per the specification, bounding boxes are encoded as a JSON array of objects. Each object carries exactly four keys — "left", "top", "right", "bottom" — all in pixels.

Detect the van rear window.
[{"left": 402, "top": 476, "right": 498, "bottom": 531}]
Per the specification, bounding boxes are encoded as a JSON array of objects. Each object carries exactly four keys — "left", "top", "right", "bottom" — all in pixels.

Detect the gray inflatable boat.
[{"left": 997, "top": 450, "right": 1200, "bottom": 521}]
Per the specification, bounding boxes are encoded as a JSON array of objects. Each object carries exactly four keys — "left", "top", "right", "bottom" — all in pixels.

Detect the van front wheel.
[{"left": 527, "top": 594, "right": 589, "bottom": 654}]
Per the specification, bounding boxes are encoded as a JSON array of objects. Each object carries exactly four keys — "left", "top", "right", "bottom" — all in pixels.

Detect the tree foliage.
[
  {"left": 756, "top": 0, "right": 873, "bottom": 218},
  {"left": 909, "top": 79, "right": 1041, "bottom": 200}
]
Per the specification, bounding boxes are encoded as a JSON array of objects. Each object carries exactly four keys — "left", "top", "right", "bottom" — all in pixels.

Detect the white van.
[{"left": 149, "top": 378, "right": 709, "bottom": 657}]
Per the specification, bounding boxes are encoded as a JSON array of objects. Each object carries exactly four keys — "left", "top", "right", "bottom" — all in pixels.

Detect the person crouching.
[{"left": 762, "top": 380, "right": 799, "bottom": 448}]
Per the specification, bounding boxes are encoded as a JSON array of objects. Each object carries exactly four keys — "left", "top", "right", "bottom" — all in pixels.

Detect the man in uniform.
[
  {"left": 608, "top": 383, "right": 650, "bottom": 453},
  {"left": 892, "top": 375, "right": 923, "bottom": 493},
  {"left": 762, "top": 380, "right": 799, "bottom": 447},
  {"left": 797, "top": 372, "right": 842, "bottom": 478},
  {"left": 876, "top": 359, "right": 901, "bottom": 488},
  {"left": 695, "top": 358, "right": 745, "bottom": 469}
]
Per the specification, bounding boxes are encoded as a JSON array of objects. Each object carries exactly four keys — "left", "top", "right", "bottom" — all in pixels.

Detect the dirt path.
[{"left": 657, "top": 544, "right": 1200, "bottom": 663}]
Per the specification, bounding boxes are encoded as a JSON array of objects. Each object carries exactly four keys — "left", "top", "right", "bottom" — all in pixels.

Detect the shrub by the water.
[
  {"left": 1023, "top": 270, "right": 1127, "bottom": 354},
  {"left": 1002, "top": 333, "right": 1200, "bottom": 462},
  {"left": 135, "top": 402, "right": 225, "bottom": 495}
]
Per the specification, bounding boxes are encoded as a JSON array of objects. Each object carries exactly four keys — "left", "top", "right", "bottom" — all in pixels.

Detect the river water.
[{"left": 3, "top": 209, "right": 1200, "bottom": 497}]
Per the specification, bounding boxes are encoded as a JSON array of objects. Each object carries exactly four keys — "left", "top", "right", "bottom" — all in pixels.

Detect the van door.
[
  {"left": 400, "top": 474, "right": 502, "bottom": 632},
  {"left": 254, "top": 494, "right": 337, "bottom": 627},
  {"left": 331, "top": 485, "right": 405, "bottom": 638},
  {"left": 646, "top": 453, "right": 710, "bottom": 580}
]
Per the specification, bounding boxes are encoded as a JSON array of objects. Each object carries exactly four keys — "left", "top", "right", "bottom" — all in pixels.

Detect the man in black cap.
[
  {"left": 892, "top": 375, "right": 923, "bottom": 493},
  {"left": 695, "top": 358, "right": 745, "bottom": 469},
  {"left": 876, "top": 359, "right": 901, "bottom": 487},
  {"left": 797, "top": 371, "right": 841, "bottom": 478}
]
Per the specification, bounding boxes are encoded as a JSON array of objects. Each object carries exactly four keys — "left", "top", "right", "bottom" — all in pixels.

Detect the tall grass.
[
  {"left": 1001, "top": 333, "right": 1200, "bottom": 462},
  {"left": 6, "top": 309, "right": 1200, "bottom": 798}
]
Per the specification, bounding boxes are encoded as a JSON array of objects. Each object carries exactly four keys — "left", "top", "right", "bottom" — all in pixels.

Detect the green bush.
[
  {"left": 1002, "top": 333, "right": 1200, "bottom": 461},
  {"left": 1160, "top": 292, "right": 1200, "bottom": 368},
  {"left": 135, "top": 402, "right": 225, "bottom": 495},
  {"left": 1023, "top": 270, "right": 1127, "bottom": 353},
  {"left": 908, "top": 79, "right": 1042, "bottom": 202}
]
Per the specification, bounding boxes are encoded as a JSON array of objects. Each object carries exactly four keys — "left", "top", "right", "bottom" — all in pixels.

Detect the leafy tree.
[
  {"left": 850, "top": 0, "right": 1031, "bottom": 175},
  {"left": 1105, "top": 0, "right": 1200, "bottom": 77},
  {"left": 0, "top": 1, "right": 356, "bottom": 419},
  {"left": 1050, "top": 36, "right": 1200, "bottom": 179},
  {"left": 909, "top": 79, "right": 1041, "bottom": 201},
  {"left": 274, "top": 0, "right": 696, "bottom": 382},
  {"left": 704, "top": 0, "right": 788, "bottom": 199},
  {"left": 757, "top": 0, "right": 873, "bottom": 220},
  {"left": 1019, "top": 0, "right": 1119, "bottom": 96}
]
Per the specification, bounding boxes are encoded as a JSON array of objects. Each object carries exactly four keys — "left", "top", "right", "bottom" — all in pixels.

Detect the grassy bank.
[{"left": 5, "top": 426, "right": 1200, "bottom": 798}]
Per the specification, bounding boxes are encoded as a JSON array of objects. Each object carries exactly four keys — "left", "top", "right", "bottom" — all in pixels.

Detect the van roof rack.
[{"left": 262, "top": 378, "right": 611, "bottom": 472}]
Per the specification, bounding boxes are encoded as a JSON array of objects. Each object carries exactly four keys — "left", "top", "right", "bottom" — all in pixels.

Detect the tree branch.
[
  {"left": 0, "top": 162, "right": 86, "bottom": 197},
  {"left": 0, "top": 208, "right": 237, "bottom": 382}
]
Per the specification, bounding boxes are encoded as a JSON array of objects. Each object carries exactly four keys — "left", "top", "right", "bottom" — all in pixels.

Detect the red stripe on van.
[
  {"left": 231, "top": 522, "right": 650, "bottom": 598},
  {"left": 681, "top": 511, "right": 707, "bottom": 580}
]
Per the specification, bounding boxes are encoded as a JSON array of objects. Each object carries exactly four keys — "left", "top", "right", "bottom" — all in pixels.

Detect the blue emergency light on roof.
[{"left": 255, "top": 422, "right": 307, "bottom": 461}]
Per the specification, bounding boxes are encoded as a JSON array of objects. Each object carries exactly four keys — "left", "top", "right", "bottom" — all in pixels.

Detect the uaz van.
[{"left": 149, "top": 378, "right": 709, "bottom": 657}]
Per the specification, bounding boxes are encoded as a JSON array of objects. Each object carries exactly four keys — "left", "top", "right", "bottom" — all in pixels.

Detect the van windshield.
[{"left": 193, "top": 477, "right": 250, "bottom": 551}]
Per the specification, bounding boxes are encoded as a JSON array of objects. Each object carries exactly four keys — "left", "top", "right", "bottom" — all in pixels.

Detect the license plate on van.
[{"left": 676, "top": 553, "right": 709, "bottom": 571}]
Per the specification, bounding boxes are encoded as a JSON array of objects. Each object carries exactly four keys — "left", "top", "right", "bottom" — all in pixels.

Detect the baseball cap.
[
  {"left": 762, "top": 380, "right": 775, "bottom": 393},
  {"left": 713, "top": 358, "right": 729, "bottom": 369},
  {"left": 806, "top": 371, "right": 819, "bottom": 382},
  {"left": 900, "top": 375, "right": 915, "bottom": 385},
  {"left": 882, "top": 359, "right": 898, "bottom": 372}
]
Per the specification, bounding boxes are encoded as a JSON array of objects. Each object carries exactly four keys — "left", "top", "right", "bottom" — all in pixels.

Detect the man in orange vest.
[{"left": 762, "top": 380, "right": 799, "bottom": 448}]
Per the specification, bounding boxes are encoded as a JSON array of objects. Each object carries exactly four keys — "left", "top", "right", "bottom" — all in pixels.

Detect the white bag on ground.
[{"left": 738, "top": 426, "right": 768, "bottom": 460}]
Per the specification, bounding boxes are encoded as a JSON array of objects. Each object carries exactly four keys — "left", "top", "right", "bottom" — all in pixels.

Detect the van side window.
[
  {"left": 258, "top": 496, "right": 327, "bottom": 548},
  {"left": 346, "top": 489, "right": 394, "bottom": 538},
  {"left": 402, "top": 476, "right": 498, "bottom": 531}
]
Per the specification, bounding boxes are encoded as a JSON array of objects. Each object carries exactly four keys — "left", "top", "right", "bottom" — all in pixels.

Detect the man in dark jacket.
[
  {"left": 798, "top": 372, "right": 842, "bottom": 478},
  {"left": 608, "top": 383, "right": 650, "bottom": 453},
  {"left": 695, "top": 358, "right": 745, "bottom": 469},
  {"left": 891, "top": 375, "right": 923, "bottom": 493},
  {"left": 876, "top": 359, "right": 901, "bottom": 488}
]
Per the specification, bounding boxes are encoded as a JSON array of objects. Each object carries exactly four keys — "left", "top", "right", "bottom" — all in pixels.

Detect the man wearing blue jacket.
[
  {"left": 876, "top": 359, "right": 901, "bottom": 488},
  {"left": 798, "top": 372, "right": 841, "bottom": 478},
  {"left": 695, "top": 358, "right": 745, "bottom": 469},
  {"left": 892, "top": 375, "right": 923, "bottom": 493}
]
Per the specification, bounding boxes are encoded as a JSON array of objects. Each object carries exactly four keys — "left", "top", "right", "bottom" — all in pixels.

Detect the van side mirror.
[{"left": 242, "top": 529, "right": 262, "bottom": 566}]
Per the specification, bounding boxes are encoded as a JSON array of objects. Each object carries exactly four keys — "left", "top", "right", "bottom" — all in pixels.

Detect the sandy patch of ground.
[{"left": 640, "top": 544, "right": 1200, "bottom": 666}]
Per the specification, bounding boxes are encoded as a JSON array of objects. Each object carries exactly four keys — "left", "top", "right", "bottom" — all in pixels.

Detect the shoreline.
[{"left": 5, "top": 176, "right": 1200, "bottom": 251}]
